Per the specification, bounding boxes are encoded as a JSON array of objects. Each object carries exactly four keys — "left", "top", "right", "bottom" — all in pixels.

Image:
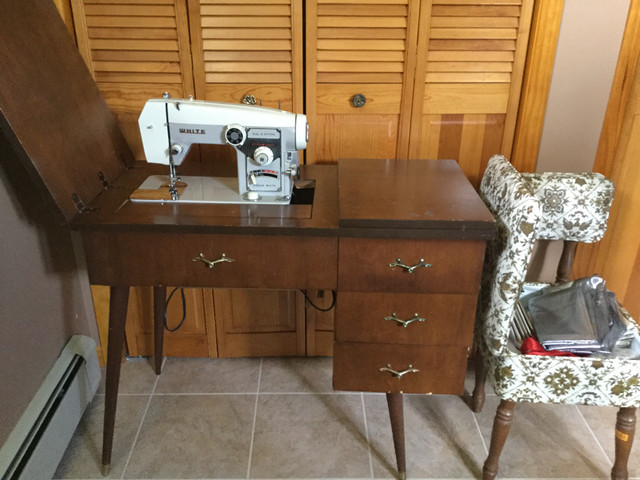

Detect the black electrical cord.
[
  {"left": 164, "top": 287, "right": 187, "bottom": 332},
  {"left": 299, "top": 290, "right": 336, "bottom": 312}
]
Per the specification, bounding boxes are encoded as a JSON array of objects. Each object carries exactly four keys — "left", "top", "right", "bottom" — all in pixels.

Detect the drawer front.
[
  {"left": 316, "top": 84, "right": 402, "bottom": 115},
  {"left": 338, "top": 238, "right": 485, "bottom": 293},
  {"left": 84, "top": 231, "right": 338, "bottom": 289},
  {"left": 335, "top": 292, "right": 476, "bottom": 346},
  {"left": 333, "top": 343, "right": 469, "bottom": 394}
]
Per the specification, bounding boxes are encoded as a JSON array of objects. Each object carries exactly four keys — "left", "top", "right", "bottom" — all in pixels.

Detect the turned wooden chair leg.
[
  {"left": 483, "top": 399, "right": 515, "bottom": 480},
  {"left": 612, "top": 406, "right": 636, "bottom": 480},
  {"left": 471, "top": 352, "right": 487, "bottom": 413}
]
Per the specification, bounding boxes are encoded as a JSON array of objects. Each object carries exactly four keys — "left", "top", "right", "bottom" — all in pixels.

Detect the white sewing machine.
[{"left": 131, "top": 95, "right": 308, "bottom": 205}]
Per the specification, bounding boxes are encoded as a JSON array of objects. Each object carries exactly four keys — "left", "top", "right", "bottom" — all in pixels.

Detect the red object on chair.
[{"left": 520, "top": 337, "right": 577, "bottom": 357}]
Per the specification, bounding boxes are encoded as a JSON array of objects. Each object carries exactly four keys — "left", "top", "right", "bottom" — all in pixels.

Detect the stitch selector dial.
[
  {"left": 252, "top": 146, "right": 274, "bottom": 166},
  {"left": 224, "top": 124, "right": 246, "bottom": 146}
]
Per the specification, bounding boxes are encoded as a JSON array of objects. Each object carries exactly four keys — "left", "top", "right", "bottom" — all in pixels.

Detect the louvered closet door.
[
  {"left": 188, "top": 0, "right": 304, "bottom": 112},
  {"left": 409, "top": 0, "right": 534, "bottom": 187},
  {"left": 306, "top": 0, "right": 420, "bottom": 164},
  {"left": 71, "top": 0, "right": 195, "bottom": 160}
]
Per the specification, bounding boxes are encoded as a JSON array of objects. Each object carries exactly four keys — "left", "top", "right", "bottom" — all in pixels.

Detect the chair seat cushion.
[{"left": 483, "top": 298, "right": 640, "bottom": 407}]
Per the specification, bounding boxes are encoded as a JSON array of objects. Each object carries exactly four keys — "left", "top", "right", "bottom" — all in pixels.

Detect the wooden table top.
[{"left": 70, "top": 158, "right": 495, "bottom": 240}]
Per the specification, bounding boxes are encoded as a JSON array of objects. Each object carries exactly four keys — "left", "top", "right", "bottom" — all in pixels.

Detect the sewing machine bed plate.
[{"left": 130, "top": 175, "right": 293, "bottom": 205}]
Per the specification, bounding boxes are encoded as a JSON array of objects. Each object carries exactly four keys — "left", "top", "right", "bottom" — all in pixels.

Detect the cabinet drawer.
[
  {"left": 338, "top": 238, "right": 485, "bottom": 293},
  {"left": 84, "top": 231, "right": 338, "bottom": 289},
  {"left": 333, "top": 343, "right": 469, "bottom": 394},
  {"left": 316, "top": 84, "right": 402, "bottom": 114},
  {"left": 335, "top": 292, "right": 476, "bottom": 346}
]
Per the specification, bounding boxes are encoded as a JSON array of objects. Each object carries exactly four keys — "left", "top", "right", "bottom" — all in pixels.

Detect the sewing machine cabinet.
[
  {"left": 58, "top": 0, "right": 535, "bottom": 358},
  {"left": 1, "top": 4, "right": 495, "bottom": 474}
]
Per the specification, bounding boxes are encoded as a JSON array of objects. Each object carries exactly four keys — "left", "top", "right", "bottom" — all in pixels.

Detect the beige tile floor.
[{"left": 54, "top": 356, "right": 640, "bottom": 480}]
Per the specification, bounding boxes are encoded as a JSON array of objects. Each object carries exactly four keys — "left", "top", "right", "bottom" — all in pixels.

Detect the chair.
[{"left": 470, "top": 154, "right": 640, "bottom": 480}]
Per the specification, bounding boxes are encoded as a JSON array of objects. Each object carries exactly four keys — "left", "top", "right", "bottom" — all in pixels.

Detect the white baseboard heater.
[{"left": 0, "top": 335, "right": 101, "bottom": 480}]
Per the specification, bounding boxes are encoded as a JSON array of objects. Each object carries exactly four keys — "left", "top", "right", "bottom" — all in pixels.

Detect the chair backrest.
[
  {"left": 477, "top": 156, "right": 616, "bottom": 356},
  {"left": 477, "top": 155, "right": 541, "bottom": 356},
  {"left": 521, "top": 172, "right": 614, "bottom": 243},
  {"left": 521, "top": 172, "right": 614, "bottom": 284}
]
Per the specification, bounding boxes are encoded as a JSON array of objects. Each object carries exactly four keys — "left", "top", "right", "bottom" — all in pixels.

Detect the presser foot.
[{"left": 101, "top": 463, "right": 110, "bottom": 476}]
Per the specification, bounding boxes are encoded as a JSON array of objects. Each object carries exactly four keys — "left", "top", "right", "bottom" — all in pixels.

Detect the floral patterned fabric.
[
  {"left": 476, "top": 155, "right": 640, "bottom": 407},
  {"left": 476, "top": 155, "right": 541, "bottom": 357},
  {"left": 521, "top": 171, "right": 614, "bottom": 242}
]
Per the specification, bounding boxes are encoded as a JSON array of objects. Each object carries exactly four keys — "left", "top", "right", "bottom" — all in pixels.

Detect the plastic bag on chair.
[{"left": 526, "top": 275, "right": 626, "bottom": 355}]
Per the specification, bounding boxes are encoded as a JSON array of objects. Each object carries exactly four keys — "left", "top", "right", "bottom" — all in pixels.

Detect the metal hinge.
[
  {"left": 98, "top": 171, "right": 110, "bottom": 188},
  {"left": 71, "top": 193, "right": 96, "bottom": 213}
]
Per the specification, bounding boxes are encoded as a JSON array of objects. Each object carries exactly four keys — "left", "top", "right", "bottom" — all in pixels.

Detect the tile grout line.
[
  {"left": 147, "top": 391, "right": 361, "bottom": 396},
  {"left": 360, "top": 392, "right": 375, "bottom": 479},
  {"left": 470, "top": 407, "right": 489, "bottom": 457},
  {"left": 246, "top": 357, "right": 263, "bottom": 479},
  {"left": 119, "top": 361, "right": 163, "bottom": 480},
  {"left": 575, "top": 404, "right": 613, "bottom": 468}
]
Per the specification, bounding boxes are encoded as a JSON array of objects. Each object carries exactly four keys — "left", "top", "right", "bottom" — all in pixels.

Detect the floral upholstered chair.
[{"left": 470, "top": 155, "right": 640, "bottom": 480}]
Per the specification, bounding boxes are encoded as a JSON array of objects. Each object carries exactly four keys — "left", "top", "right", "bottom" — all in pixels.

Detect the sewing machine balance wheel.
[{"left": 224, "top": 124, "right": 246, "bottom": 146}]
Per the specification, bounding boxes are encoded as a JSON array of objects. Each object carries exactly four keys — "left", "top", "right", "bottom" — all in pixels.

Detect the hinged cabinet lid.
[
  {"left": 338, "top": 158, "right": 495, "bottom": 234},
  {"left": 0, "top": 0, "right": 134, "bottom": 223}
]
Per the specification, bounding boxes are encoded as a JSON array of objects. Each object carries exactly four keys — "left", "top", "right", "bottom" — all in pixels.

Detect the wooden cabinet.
[
  {"left": 125, "top": 287, "right": 214, "bottom": 358},
  {"left": 213, "top": 289, "right": 306, "bottom": 357},
  {"left": 187, "top": 0, "right": 304, "bottom": 111},
  {"left": 335, "top": 291, "right": 477, "bottom": 345},
  {"left": 333, "top": 343, "right": 470, "bottom": 393},
  {"left": 70, "top": 0, "right": 195, "bottom": 161},
  {"left": 305, "top": 0, "right": 535, "bottom": 182},
  {"left": 63, "top": 1, "right": 528, "bottom": 360},
  {"left": 83, "top": 231, "right": 338, "bottom": 289},
  {"left": 333, "top": 237, "right": 485, "bottom": 394},
  {"left": 338, "top": 237, "right": 485, "bottom": 293},
  {"left": 332, "top": 158, "right": 493, "bottom": 397},
  {"left": 118, "top": 287, "right": 329, "bottom": 359},
  {"left": 68, "top": 0, "right": 534, "bottom": 176},
  {"left": 70, "top": 0, "right": 304, "bottom": 163},
  {"left": 305, "top": 0, "right": 420, "bottom": 163},
  {"left": 408, "top": 0, "right": 534, "bottom": 186},
  {"left": 84, "top": 229, "right": 338, "bottom": 361}
]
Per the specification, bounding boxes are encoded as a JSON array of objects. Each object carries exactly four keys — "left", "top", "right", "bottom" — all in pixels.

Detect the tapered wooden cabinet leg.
[
  {"left": 612, "top": 406, "right": 636, "bottom": 480},
  {"left": 386, "top": 392, "right": 406, "bottom": 480},
  {"left": 153, "top": 285, "right": 166, "bottom": 375},
  {"left": 101, "top": 285, "right": 130, "bottom": 475},
  {"left": 483, "top": 399, "right": 515, "bottom": 480},
  {"left": 471, "top": 352, "right": 487, "bottom": 413}
]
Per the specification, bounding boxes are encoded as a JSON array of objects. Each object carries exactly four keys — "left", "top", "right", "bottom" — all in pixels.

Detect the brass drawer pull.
[
  {"left": 388, "top": 258, "right": 432, "bottom": 273},
  {"left": 380, "top": 364, "right": 419, "bottom": 379},
  {"left": 384, "top": 312, "right": 425, "bottom": 328},
  {"left": 192, "top": 252, "right": 235, "bottom": 268}
]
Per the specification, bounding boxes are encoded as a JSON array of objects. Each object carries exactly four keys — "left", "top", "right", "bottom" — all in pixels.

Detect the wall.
[
  {"left": 526, "top": 0, "right": 630, "bottom": 282},
  {"left": 536, "top": 0, "right": 630, "bottom": 173},
  {"left": 0, "top": 132, "right": 95, "bottom": 446}
]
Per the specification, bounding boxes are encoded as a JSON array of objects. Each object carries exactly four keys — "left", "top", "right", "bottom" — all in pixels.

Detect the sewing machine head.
[{"left": 137, "top": 95, "right": 308, "bottom": 204}]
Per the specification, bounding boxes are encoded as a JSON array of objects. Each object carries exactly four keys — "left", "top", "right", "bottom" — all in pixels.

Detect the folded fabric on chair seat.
[{"left": 520, "top": 337, "right": 577, "bottom": 356}]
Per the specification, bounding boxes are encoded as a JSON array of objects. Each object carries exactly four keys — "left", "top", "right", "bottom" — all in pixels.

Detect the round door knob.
[{"left": 352, "top": 93, "right": 366, "bottom": 108}]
